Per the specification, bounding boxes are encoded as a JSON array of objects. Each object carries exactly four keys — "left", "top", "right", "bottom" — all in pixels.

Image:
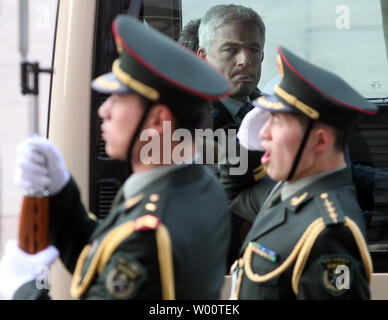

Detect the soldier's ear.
[
  {"left": 197, "top": 47, "right": 207, "bottom": 60},
  {"left": 145, "top": 104, "right": 174, "bottom": 135},
  {"left": 313, "top": 127, "right": 331, "bottom": 154},
  {"left": 261, "top": 51, "right": 264, "bottom": 62}
]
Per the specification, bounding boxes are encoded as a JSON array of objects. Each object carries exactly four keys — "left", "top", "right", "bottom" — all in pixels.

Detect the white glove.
[
  {"left": 0, "top": 240, "right": 59, "bottom": 300},
  {"left": 237, "top": 107, "right": 269, "bottom": 151},
  {"left": 14, "top": 136, "right": 70, "bottom": 196},
  {"left": 229, "top": 269, "right": 238, "bottom": 300}
]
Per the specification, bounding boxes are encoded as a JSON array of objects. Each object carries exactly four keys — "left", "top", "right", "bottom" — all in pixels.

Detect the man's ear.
[
  {"left": 145, "top": 104, "right": 174, "bottom": 135},
  {"left": 313, "top": 128, "right": 331, "bottom": 153},
  {"left": 261, "top": 50, "right": 264, "bottom": 62},
  {"left": 197, "top": 47, "right": 207, "bottom": 60}
]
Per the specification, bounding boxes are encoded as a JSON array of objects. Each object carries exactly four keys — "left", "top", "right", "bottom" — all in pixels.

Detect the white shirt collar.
[{"left": 220, "top": 96, "right": 251, "bottom": 120}]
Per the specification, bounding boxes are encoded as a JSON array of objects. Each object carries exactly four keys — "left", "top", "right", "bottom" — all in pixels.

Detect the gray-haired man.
[
  {"left": 198, "top": 4, "right": 265, "bottom": 130},
  {"left": 197, "top": 4, "right": 267, "bottom": 269}
]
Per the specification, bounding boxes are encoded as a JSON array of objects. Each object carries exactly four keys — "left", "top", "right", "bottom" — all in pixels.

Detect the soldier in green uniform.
[
  {"left": 0, "top": 15, "right": 232, "bottom": 300},
  {"left": 226, "top": 46, "right": 376, "bottom": 299}
]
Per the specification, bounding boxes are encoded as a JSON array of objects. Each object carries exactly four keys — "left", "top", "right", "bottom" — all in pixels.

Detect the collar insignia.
[
  {"left": 125, "top": 193, "right": 144, "bottom": 209},
  {"left": 290, "top": 192, "right": 308, "bottom": 207}
]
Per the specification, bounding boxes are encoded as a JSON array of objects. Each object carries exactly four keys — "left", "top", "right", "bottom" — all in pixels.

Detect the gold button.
[
  {"left": 145, "top": 203, "right": 157, "bottom": 212},
  {"left": 149, "top": 194, "right": 160, "bottom": 202},
  {"left": 320, "top": 193, "right": 328, "bottom": 199}
]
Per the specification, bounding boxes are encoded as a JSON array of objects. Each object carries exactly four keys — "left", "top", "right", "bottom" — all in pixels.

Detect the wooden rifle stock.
[
  {"left": 18, "top": 0, "right": 53, "bottom": 254},
  {"left": 18, "top": 195, "right": 49, "bottom": 254}
]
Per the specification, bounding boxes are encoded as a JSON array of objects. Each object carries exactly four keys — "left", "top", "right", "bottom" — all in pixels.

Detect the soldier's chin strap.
[
  {"left": 126, "top": 99, "right": 155, "bottom": 166},
  {"left": 286, "top": 119, "right": 315, "bottom": 181}
]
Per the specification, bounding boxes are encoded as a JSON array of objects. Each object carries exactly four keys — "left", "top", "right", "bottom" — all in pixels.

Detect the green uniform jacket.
[
  {"left": 232, "top": 168, "right": 372, "bottom": 299},
  {"left": 14, "top": 164, "right": 231, "bottom": 300},
  {"left": 220, "top": 148, "right": 274, "bottom": 269}
]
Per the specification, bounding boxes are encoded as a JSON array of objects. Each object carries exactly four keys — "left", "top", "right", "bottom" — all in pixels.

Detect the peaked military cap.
[
  {"left": 92, "top": 14, "right": 231, "bottom": 101},
  {"left": 253, "top": 46, "right": 378, "bottom": 130}
]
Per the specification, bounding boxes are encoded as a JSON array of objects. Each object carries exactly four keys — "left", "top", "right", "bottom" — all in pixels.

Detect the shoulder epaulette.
[
  {"left": 314, "top": 191, "right": 346, "bottom": 226},
  {"left": 133, "top": 214, "right": 161, "bottom": 231},
  {"left": 124, "top": 192, "right": 168, "bottom": 220}
]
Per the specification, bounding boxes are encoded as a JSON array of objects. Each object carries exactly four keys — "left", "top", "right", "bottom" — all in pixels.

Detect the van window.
[{"left": 182, "top": 0, "right": 388, "bottom": 99}]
